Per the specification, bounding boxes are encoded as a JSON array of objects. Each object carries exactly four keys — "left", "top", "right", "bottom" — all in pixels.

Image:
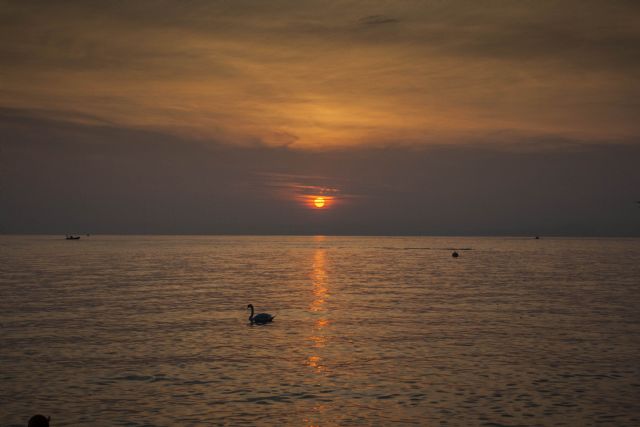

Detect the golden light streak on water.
[{"left": 307, "top": 248, "right": 329, "bottom": 376}]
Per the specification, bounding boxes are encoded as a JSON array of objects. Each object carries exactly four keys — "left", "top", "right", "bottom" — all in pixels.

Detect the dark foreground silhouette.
[{"left": 28, "top": 415, "right": 49, "bottom": 427}]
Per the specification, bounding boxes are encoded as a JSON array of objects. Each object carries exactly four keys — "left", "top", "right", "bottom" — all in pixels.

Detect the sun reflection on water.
[
  {"left": 305, "top": 245, "right": 331, "bottom": 425},
  {"left": 310, "top": 249, "right": 328, "bottom": 313},
  {"left": 307, "top": 247, "right": 329, "bottom": 374}
]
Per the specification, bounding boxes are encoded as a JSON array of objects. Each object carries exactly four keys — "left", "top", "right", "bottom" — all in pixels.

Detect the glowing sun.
[{"left": 314, "top": 197, "right": 326, "bottom": 208}]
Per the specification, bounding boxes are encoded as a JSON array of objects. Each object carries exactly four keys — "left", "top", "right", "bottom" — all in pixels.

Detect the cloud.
[
  {"left": 1, "top": 1, "right": 639, "bottom": 149},
  {"left": 256, "top": 171, "right": 362, "bottom": 209},
  {"left": 358, "top": 15, "right": 399, "bottom": 26},
  {"left": 1, "top": 110, "right": 639, "bottom": 235}
]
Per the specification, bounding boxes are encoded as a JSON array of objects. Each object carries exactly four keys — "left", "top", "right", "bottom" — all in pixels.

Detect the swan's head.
[{"left": 247, "top": 304, "right": 253, "bottom": 309}]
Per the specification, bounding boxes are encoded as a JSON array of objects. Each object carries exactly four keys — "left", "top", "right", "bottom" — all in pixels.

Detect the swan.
[{"left": 247, "top": 304, "right": 276, "bottom": 324}]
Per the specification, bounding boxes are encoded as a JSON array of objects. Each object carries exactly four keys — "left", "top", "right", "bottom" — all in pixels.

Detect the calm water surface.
[{"left": 1, "top": 236, "right": 640, "bottom": 426}]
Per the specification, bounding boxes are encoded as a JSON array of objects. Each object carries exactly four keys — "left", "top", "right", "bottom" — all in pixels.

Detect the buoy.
[{"left": 452, "top": 251, "right": 459, "bottom": 258}]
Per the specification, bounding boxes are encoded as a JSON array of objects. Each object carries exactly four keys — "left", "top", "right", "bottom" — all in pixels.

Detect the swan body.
[{"left": 247, "top": 304, "right": 275, "bottom": 324}]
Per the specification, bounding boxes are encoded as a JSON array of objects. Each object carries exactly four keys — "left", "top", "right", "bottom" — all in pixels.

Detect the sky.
[{"left": 1, "top": 0, "right": 639, "bottom": 235}]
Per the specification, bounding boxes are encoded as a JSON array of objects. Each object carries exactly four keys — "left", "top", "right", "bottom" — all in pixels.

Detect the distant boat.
[{"left": 65, "top": 235, "right": 81, "bottom": 240}]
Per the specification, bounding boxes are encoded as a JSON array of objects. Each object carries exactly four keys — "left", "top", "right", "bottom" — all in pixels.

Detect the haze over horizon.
[{"left": 1, "top": 0, "right": 639, "bottom": 235}]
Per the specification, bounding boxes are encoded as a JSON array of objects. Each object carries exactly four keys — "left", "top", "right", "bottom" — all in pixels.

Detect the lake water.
[{"left": 1, "top": 235, "right": 639, "bottom": 426}]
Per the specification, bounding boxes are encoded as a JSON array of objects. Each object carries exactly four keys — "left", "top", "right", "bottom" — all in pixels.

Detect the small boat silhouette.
[{"left": 65, "top": 235, "right": 81, "bottom": 240}]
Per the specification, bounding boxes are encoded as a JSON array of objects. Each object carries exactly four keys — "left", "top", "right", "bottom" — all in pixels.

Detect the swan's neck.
[{"left": 248, "top": 305, "right": 254, "bottom": 322}]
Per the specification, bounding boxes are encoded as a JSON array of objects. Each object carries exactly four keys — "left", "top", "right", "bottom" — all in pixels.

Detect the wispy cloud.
[
  {"left": 255, "top": 171, "right": 362, "bottom": 208},
  {"left": 358, "top": 15, "right": 399, "bottom": 26}
]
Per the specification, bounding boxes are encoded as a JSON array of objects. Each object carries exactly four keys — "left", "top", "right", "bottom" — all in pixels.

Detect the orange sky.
[{"left": 2, "top": 1, "right": 639, "bottom": 149}]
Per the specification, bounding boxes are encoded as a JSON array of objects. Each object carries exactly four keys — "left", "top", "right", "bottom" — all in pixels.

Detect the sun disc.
[{"left": 314, "top": 197, "right": 325, "bottom": 208}]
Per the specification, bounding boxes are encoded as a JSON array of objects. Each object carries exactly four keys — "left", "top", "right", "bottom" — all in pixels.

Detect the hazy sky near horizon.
[{"left": 1, "top": 1, "right": 639, "bottom": 234}]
